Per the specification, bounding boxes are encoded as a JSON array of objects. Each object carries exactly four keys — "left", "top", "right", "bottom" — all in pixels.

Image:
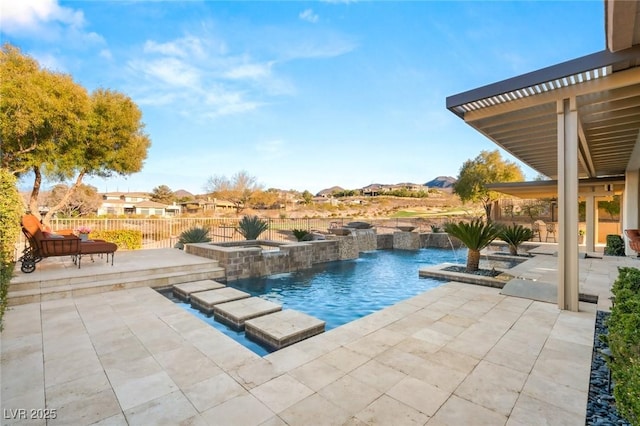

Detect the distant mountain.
[
  {"left": 316, "top": 186, "right": 344, "bottom": 197},
  {"left": 174, "top": 189, "right": 195, "bottom": 200},
  {"left": 425, "top": 176, "right": 457, "bottom": 190}
]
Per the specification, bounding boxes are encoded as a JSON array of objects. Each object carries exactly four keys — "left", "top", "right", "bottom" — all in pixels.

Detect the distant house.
[
  {"left": 177, "top": 198, "right": 235, "bottom": 215},
  {"left": 361, "top": 184, "right": 385, "bottom": 196},
  {"left": 312, "top": 196, "right": 340, "bottom": 206},
  {"left": 97, "top": 192, "right": 181, "bottom": 217},
  {"left": 361, "top": 182, "right": 425, "bottom": 196},
  {"left": 394, "top": 182, "right": 426, "bottom": 192}
]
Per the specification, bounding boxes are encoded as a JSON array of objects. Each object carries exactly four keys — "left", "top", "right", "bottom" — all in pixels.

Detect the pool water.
[{"left": 161, "top": 247, "right": 465, "bottom": 356}]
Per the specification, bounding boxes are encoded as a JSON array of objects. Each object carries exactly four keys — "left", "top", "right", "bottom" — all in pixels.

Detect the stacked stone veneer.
[
  {"left": 377, "top": 234, "right": 393, "bottom": 249},
  {"left": 353, "top": 229, "right": 377, "bottom": 252},
  {"left": 185, "top": 230, "right": 463, "bottom": 281},
  {"left": 420, "top": 232, "right": 463, "bottom": 249},
  {"left": 393, "top": 231, "right": 421, "bottom": 250},
  {"left": 380, "top": 232, "right": 461, "bottom": 250},
  {"left": 186, "top": 239, "right": 351, "bottom": 281}
]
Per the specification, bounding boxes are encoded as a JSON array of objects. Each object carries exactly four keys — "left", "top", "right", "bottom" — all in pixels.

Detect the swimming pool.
[{"left": 161, "top": 247, "right": 465, "bottom": 356}]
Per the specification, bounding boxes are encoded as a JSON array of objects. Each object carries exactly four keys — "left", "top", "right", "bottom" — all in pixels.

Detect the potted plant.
[
  {"left": 76, "top": 226, "right": 91, "bottom": 241},
  {"left": 579, "top": 229, "right": 586, "bottom": 244}
]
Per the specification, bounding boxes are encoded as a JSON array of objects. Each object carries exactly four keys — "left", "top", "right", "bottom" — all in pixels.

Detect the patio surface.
[{"left": 1, "top": 249, "right": 638, "bottom": 425}]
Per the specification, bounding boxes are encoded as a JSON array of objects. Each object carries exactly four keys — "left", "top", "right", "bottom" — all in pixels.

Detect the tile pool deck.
[{"left": 1, "top": 249, "right": 638, "bottom": 425}]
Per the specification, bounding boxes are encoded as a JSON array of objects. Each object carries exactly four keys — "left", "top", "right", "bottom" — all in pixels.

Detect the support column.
[
  {"left": 623, "top": 170, "right": 640, "bottom": 255},
  {"left": 585, "top": 194, "right": 598, "bottom": 252},
  {"left": 557, "top": 98, "right": 579, "bottom": 311}
]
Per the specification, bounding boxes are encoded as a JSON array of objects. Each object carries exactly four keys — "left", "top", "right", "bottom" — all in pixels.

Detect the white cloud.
[
  {"left": 0, "top": 0, "right": 85, "bottom": 38},
  {"left": 224, "top": 62, "right": 274, "bottom": 80},
  {"left": 279, "top": 35, "right": 357, "bottom": 60},
  {"left": 1, "top": 0, "right": 85, "bottom": 33},
  {"left": 127, "top": 32, "right": 289, "bottom": 118},
  {"left": 132, "top": 57, "right": 202, "bottom": 88},
  {"left": 124, "top": 21, "right": 354, "bottom": 120},
  {"left": 299, "top": 9, "right": 319, "bottom": 24},
  {"left": 143, "top": 36, "right": 220, "bottom": 60},
  {"left": 99, "top": 49, "right": 112, "bottom": 60},
  {"left": 1, "top": 0, "right": 104, "bottom": 50}
]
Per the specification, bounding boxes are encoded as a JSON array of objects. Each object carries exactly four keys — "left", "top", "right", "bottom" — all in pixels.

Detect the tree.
[
  {"left": 599, "top": 196, "right": 620, "bottom": 221},
  {"left": 46, "top": 183, "right": 102, "bottom": 217},
  {"left": 251, "top": 189, "right": 280, "bottom": 209},
  {"left": 151, "top": 185, "right": 175, "bottom": 204},
  {"left": 453, "top": 150, "right": 524, "bottom": 221},
  {"left": 204, "top": 171, "right": 263, "bottom": 213},
  {"left": 0, "top": 44, "right": 151, "bottom": 225},
  {"left": 444, "top": 219, "right": 502, "bottom": 272},
  {"left": 301, "top": 190, "right": 313, "bottom": 205}
]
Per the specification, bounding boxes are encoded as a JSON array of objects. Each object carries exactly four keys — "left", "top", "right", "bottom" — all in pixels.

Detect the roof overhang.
[
  {"left": 446, "top": 46, "right": 640, "bottom": 180},
  {"left": 606, "top": 0, "right": 640, "bottom": 52},
  {"left": 487, "top": 175, "right": 625, "bottom": 199}
]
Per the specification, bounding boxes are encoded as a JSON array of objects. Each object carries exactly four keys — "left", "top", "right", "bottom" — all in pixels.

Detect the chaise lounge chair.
[{"left": 19, "top": 214, "right": 118, "bottom": 273}]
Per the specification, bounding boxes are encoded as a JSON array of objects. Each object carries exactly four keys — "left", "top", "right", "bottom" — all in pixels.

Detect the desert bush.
[{"left": 91, "top": 229, "right": 143, "bottom": 250}]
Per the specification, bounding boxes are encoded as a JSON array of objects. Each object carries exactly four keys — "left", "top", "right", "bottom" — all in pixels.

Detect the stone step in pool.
[
  {"left": 244, "top": 309, "right": 325, "bottom": 351},
  {"left": 190, "top": 287, "right": 251, "bottom": 315},
  {"left": 172, "top": 280, "right": 226, "bottom": 301},
  {"left": 213, "top": 297, "right": 282, "bottom": 330}
]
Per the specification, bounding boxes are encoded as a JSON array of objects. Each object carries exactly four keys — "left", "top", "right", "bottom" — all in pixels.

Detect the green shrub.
[
  {"left": 238, "top": 215, "right": 269, "bottom": 240},
  {"left": 175, "top": 227, "right": 211, "bottom": 249},
  {"left": 431, "top": 225, "right": 442, "bottom": 233},
  {"left": 0, "top": 170, "right": 24, "bottom": 330},
  {"left": 607, "top": 266, "right": 640, "bottom": 425},
  {"left": 91, "top": 229, "right": 143, "bottom": 250},
  {"left": 605, "top": 235, "right": 626, "bottom": 256},
  {"left": 499, "top": 224, "right": 533, "bottom": 256}
]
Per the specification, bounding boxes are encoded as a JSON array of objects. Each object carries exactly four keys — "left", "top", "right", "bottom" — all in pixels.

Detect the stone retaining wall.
[
  {"left": 420, "top": 232, "right": 463, "bottom": 249},
  {"left": 393, "top": 231, "right": 421, "bottom": 250},
  {"left": 186, "top": 231, "right": 464, "bottom": 281},
  {"left": 377, "top": 234, "right": 393, "bottom": 249},
  {"left": 186, "top": 238, "right": 356, "bottom": 281}
]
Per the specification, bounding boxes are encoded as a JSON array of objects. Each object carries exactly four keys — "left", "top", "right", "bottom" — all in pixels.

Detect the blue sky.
[{"left": 2, "top": 1, "right": 605, "bottom": 195}]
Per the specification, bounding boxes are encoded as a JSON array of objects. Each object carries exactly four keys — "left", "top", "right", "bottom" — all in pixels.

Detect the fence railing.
[{"left": 17, "top": 216, "right": 453, "bottom": 252}]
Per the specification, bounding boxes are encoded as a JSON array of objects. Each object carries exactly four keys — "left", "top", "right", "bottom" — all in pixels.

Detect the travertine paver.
[
  {"left": 245, "top": 309, "right": 325, "bottom": 350},
  {"left": 172, "top": 280, "right": 225, "bottom": 301},
  {"left": 2, "top": 251, "right": 636, "bottom": 425},
  {"left": 190, "top": 287, "right": 250, "bottom": 314},
  {"left": 213, "top": 297, "right": 282, "bottom": 329}
]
